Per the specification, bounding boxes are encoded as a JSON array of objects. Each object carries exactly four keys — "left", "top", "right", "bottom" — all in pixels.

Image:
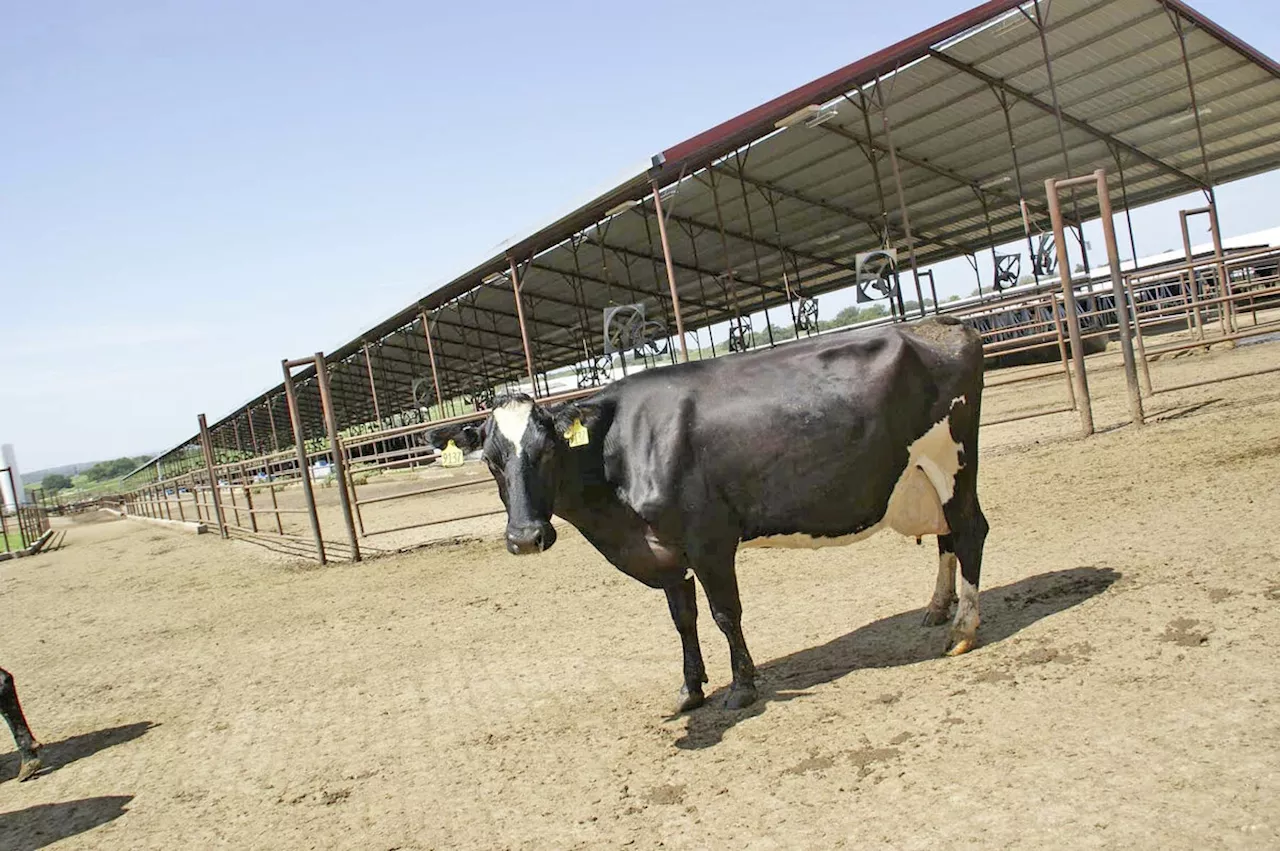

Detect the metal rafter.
[
  {"left": 577, "top": 232, "right": 783, "bottom": 300},
  {"left": 713, "top": 162, "right": 981, "bottom": 257},
  {"left": 927, "top": 47, "right": 1209, "bottom": 190},
  {"left": 817, "top": 120, "right": 1082, "bottom": 229}
]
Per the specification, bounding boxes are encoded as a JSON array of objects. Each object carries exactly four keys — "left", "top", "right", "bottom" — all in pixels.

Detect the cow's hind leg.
[
  {"left": 665, "top": 575, "right": 708, "bottom": 712},
  {"left": 941, "top": 497, "right": 988, "bottom": 657},
  {"left": 923, "top": 535, "right": 958, "bottom": 626},
  {"left": 688, "top": 543, "right": 757, "bottom": 710},
  {"left": 0, "top": 667, "right": 42, "bottom": 781}
]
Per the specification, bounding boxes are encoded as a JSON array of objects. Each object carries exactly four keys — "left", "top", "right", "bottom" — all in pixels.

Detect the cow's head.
[{"left": 428, "top": 394, "right": 598, "bottom": 555}]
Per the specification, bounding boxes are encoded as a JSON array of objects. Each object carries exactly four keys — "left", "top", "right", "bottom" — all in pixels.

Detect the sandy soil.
[{"left": 2, "top": 338, "right": 1279, "bottom": 849}]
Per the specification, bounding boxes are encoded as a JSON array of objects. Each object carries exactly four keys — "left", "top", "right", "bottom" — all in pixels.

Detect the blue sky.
[{"left": 2, "top": 0, "right": 1277, "bottom": 471}]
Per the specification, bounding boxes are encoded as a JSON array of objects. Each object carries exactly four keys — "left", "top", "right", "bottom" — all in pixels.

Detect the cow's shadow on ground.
[
  {"left": 0, "top": 796, "right": 133, "bottom": 851},
  {"left": 674, "top": 566, "right": 1120, "bottom": 750},
  {"left": 0, "top": 722, "right": 156, "bottom": 784}
]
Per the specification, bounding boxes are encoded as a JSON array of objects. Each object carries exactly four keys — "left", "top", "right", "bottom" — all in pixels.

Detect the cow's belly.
[{"left": 740, "top": 408, "right": 961, "bottom": 549}]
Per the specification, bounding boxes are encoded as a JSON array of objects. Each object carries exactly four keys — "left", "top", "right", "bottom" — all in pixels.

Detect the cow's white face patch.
[
  {"left": 741, "top": 399, "right": 966, "bottom": 549},
  {"left": 492, "top": 400, "right": 534, "bottom": 458}
]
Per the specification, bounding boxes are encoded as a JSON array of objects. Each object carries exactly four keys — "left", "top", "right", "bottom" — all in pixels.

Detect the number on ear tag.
[
  {"left": 564, "top": 418, "right": 589, "bottom": 448},
  {"left": 440, "top": 439, "right": 465, "bottom": 468}
]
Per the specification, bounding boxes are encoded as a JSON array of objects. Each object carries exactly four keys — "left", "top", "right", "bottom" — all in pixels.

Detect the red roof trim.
[{"left": 659, "top": 0, "right": 1027, "bottom": 169}]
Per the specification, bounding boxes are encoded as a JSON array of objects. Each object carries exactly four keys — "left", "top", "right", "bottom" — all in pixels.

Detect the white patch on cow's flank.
[
  {"left": 492, "top": 400, "right": 534, "bottom": 457},
  {"left": 741, "top": 400, "right": 966, "bottom": 549}
]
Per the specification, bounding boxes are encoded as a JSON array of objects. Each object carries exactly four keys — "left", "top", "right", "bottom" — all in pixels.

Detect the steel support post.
[
  {"left": 238, "top": 462, "right": 258, "bottom": 532},
  {"left": 1206, "top": 195, "right": 1235, "bottom": 332},
  {"left": 268, "top": 479, "right": 284, "bottom": 535},
  {"left": 651, "top": 178, "right": 689, "bottom": 361},
  {"left": 314, "top": 352, "right": 361, "bottom": 561},
  {"left": 281, "top": 360, "right": 327, "bottom": 564},
  {"left": 363, "top": 342, "right": 383, "bottom": 428},
  {"left": 1032, "top": 0, "right": 1089, "bottom": 277},
  {"left": 1178, "top": 210, "right": 1208, "bottom": 339},
  {"left": 420, "top": 311, "right": 446, "bottom": 415},
  {"left": 1046, "top": 177, "right": 1094, "bottom": 437},
  {"left": 1095, "top": 169, "right": 1144, "bottom": 426},
  {"left": 198, "top": 414, "right": 228, "bottom": 539},
  {"left": 225, "top": 477, "right": 240, "bottom": 528},
  {"left": 875, "top": 78, "right": 926, "bottom": 318},
  {"left": 508, "top": 258, "right": 540, "bottom": 396},
  {"left": 998, "top": 93, "right": 1042, "bottom": 282},
  {"left": 730, "top": 152, "right": 775, "bottom": 347},
  {"left": 919, "top": 270, "right": 939, "bottom": 314},
  {"left": 246, "top": 410, "right": 259, "bottom": 459},
  {"left": 1123, "top": 273, "right": 1155, "bottom": 396},
  {"left": 268, "top": 399, "right": 280, "bottom": 454}
]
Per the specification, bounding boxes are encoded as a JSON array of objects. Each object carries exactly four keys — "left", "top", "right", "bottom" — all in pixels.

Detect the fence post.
[
  {"left": 1095, "top": 169, "right": 1144, "bottom": 426},
  {"left": 313, "top": 352, "right": 361, "bottom": 562},
  {"left": 282, "top": 359, "right": 327, "bottom": 565},
  {"left": 1045, "top": 177, "right": 1095, "bottom": 437},
  {"left": 198, "top": 414, "right": 228, "bottom": 539}
]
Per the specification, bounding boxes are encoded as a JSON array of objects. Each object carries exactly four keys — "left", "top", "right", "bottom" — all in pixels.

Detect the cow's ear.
[
  {"left": 550, "top": 401, "right": 603, "bottom": 445},
  {"left": 428, "top": 422, "right": 485, "bottom": 453}
]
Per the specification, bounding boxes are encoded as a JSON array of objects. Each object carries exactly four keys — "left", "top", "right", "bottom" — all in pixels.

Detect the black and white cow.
[
  {"left": 431, "top": 316, "right": 988, "bottom": 711},
  {"left": 1, "top": 666, "right": 42, "bottom": 780}
]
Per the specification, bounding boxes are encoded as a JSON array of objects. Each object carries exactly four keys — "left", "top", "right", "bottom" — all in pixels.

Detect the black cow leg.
[
  {"left": 692, "top": 556, "right": 757, "bottom": 710},
  {"left": 0, "top": 667, "right": 42, "bottom": 782},
  {"left": 941, "top": 499, "right": 989, "bottom": 657},
  {"left": 664, "top": 575, "right": 707, "bottom": 712},
  {"left": 923, "top": 534, "right": 958, "bottom": 626}
]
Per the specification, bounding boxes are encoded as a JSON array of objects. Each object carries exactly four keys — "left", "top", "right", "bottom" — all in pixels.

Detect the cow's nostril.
[{"left": 532, "top": 528, "right": 545, "bottom": 550}]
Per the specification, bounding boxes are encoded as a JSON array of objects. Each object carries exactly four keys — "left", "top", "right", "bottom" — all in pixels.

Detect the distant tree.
[
  {"left": 41, "top": 473, "right": 73, "bottom": 492},
  {"left": 84, "top": 457, "right": 144, "bottom": 482},
  {"left": 946, "top": 295, "right": 961, "bottom": 302}
]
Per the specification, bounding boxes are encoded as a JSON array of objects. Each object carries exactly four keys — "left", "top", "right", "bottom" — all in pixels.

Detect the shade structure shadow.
[
  {"left": 674, "top": 566, "right": 1120, "bottom": 750},
  {"left": 0, "top": 722, "right": 156, "bottom": 783},
  {"left": 0, "top": 796, "right": 133, "bottom": 851}
]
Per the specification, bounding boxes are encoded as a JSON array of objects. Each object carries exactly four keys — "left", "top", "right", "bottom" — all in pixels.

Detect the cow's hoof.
[
  {"left": 944, "top": 637, "right": 976, "bottom": 657},
  {"left": 17, "top": 757, "right": 42, "bottom": 782},
  {"left": 675, "top": 685, "right": 705, "bottom": 713},
  {"left": 724, "top": 684, "right": 758, "bottom": 710},
  {"left": 921, "top": 606, "right": 951, "bottom": 627}
]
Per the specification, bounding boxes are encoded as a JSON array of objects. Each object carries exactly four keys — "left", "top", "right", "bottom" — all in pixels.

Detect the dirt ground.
[{"left": 2, "top": 337, "right": 1279, "bottom": 849}]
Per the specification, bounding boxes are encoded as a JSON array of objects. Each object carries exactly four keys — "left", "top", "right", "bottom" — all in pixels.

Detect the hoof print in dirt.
[{"left": 1160, "top": 618, "right": 1211, "bottom": 647}]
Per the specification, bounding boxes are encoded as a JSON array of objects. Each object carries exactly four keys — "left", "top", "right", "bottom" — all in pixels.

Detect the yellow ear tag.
[
  {"left": 564, "top": 418, "right": 589, "bottom": 448},
  {"left": 440, "top": 439, "right": 465, "bottom": 468}
]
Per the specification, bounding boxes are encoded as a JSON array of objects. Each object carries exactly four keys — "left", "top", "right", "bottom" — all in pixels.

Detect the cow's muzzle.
[{"left": 506, "top": 522, "right": 556, "bottom": 555}]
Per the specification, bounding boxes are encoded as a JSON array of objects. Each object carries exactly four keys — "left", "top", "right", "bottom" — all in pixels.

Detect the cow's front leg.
[
  {"left": 943, "top": 496, "right": 989, "bottom": 657},
  {"left": 0, "top": 668, "right": 42, "bottom": 782},
  {"left": 664, "top": 575, "right": 707, "bottom": 712}
]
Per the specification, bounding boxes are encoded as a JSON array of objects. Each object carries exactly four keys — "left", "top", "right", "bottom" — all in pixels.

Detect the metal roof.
[{"left": 128, "top": 0, "right": 1280, "bottom": 482}]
